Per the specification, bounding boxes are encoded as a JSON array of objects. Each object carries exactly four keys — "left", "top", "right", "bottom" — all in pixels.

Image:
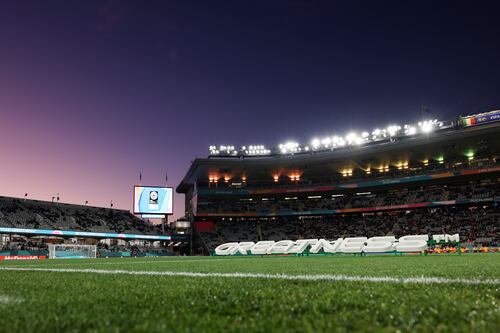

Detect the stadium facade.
[{"left": 177, "top": 111, "right": 500, "bottom": 254}]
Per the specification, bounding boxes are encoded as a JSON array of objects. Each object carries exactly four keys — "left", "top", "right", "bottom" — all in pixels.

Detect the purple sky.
[{"left": 1, "top": 1, "right": 499, "bottom": 219}]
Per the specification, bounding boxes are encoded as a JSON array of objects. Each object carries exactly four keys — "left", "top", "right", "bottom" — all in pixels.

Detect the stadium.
[
  {"left": 181, "top": 111, "right": 499, "bottom": 256},
  {"left": 2, "top": 2, "right": 500, "bottom": 331},
  {"left": 1, "top": 110, "right": 499, "bottom": 332}
]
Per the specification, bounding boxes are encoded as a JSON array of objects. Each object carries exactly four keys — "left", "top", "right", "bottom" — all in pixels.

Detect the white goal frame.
[{"left": 48, "top": 244, "right": 97, "bottom": 259}]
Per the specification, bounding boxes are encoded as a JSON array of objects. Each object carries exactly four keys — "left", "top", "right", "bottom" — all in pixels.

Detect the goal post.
[{"left": 48, "top": 244, "right": 97, "bottom": 259}]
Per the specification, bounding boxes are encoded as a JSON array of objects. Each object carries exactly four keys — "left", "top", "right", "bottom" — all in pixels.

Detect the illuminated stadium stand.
[
  {"left": 0, "top": 196, "right": 163, "bottom": 234},
  {"left": 177, "top": 111, "right": 500, "bottom": 254},
  {"left": 195, "top": 179, "right": 498, "bottom": 216},
  {"left": 0, "top": 197, "right": 188, "bottom": 258}
]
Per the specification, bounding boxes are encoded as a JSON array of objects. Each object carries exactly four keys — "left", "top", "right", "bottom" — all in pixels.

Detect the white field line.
[
  {"left": 0, "top": 267, "right": 499, "bottom": 286},
  {"left": 0, "top": 258, "right": 257, "bottom": 268},
  {"left": 0, "top": 295, "right": 22, "bottom": 306}
]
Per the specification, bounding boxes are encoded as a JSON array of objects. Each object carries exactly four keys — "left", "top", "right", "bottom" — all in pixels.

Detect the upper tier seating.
[{"left": 0, "top": 197, "right": 163, "bottom": 235}]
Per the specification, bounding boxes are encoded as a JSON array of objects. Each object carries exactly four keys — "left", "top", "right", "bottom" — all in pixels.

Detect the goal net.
[{"left": 48, "top": 244, "right": 97, "bottom": 259}]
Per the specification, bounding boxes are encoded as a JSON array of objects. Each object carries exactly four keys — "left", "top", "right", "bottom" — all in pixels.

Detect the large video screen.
[{"left": 133, "top": 186, "right": 173, "bottom": 215}]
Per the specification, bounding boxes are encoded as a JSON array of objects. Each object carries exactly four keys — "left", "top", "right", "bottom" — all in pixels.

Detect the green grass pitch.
[{"left": 0, "top": 254, "right": 499, "bottom": 332}]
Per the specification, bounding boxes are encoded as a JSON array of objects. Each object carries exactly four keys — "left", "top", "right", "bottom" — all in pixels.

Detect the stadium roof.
[{"left": 177, "top": 121, "right": 500, "bottom": 193}]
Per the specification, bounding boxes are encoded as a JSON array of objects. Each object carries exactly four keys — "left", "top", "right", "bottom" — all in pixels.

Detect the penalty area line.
[{"left": 0, "top": 267, "right": 499, "bottom": 285}]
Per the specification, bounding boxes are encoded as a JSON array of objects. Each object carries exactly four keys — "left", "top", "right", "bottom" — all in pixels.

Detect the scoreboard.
[{"left": 133, "top": 186, "right": 173, "bottom": 215}]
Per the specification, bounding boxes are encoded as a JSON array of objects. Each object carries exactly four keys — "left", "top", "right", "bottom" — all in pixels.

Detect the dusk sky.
[{"left": 1, "top": 0, "right": 499, "bottom": 219}]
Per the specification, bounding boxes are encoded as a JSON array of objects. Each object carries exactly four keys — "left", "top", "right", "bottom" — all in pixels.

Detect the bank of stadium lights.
[
  {"left": 209, "top": 119, "right": 446, "bottom": 156},
  {"left": 209, "top": 145, "right": 237, "bottom": 156},
  {"left": 418, "top": 119, "right": 443, "bottom": 133},
  {"left": 345, "top": 132, "right": 366, "bottom": 145},
  {"left": 371, "top": 128, "right": 384, "bottom": 140},
  {"left": 420, "top": 121, "right": 433, "bottom": 133},
  {"left": 371, "top": 125, "right": 401, "bottom": 140},
  {"left": 311, "top": 136, "right": 347, "bottom": 150},
  {"left": 386, "top": 125, "right": 401, "bottom": 137},
  {"left": 278, "top": 141, "right": 301, "bottom": 154},
  {"left": 403, "top": 124, "right": 417, "bottom": 135},
  {"left": 244, "top": 145, "right": 271, "bottom": 156}
]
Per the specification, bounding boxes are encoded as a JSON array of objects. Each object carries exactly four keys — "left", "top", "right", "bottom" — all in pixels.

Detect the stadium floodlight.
[
  {"left": 209, "top": 145, "right": 218, "bottom": 155},
  {"left": 345, "top": 132, "right": 363, "bottom": 145},
  {"left": 386, "top": 125, "right": 401, "bottom": 137},
  {"left": 404, "top": 124, "right": 417, "bottom": 135},
  {"left": 210, "top": 145, "right": 237, "bottom": 155},
  {"left": 311, "top": 138, "right": 321, "bottom": 149},
  {"left": 208, "top": 116, "right": 447, "bottom": 158},
  {"left": 279, "top": 141, "right": 300, "bottom": 154},
  {"left": 334, "top": 136, "right": 346, "bottom": 147},
  {"left": 371, "top": 128, "right": 383, "bottom": 140},
  {"left": 345, "top": 132, "right": 356, "bottom": 142},
  {"left": 419, "top": 120, "right": 434, "bottom": 133},
  {"left": 321, "top": 137, "right": 331, "bottom": 147},
  {"left": 246, "top": 145, "right": 271, "bottom": 156}
]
